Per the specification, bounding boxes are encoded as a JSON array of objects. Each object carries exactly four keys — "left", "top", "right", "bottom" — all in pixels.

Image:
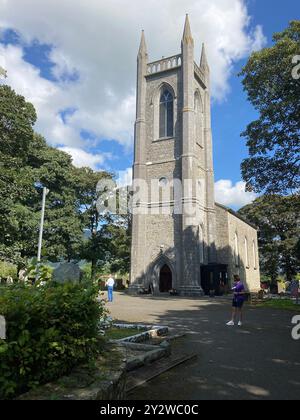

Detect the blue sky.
[
  {"left": 213, "top": 0, "right": 299, "bottom": 184},
  {"left": 0, "top": 0, "right": 298, "bottom": 208}
]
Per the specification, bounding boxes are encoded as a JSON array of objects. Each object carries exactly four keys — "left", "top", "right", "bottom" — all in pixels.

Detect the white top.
[{"left": 106, "top": 277, "right": 115, "bottom": 287}]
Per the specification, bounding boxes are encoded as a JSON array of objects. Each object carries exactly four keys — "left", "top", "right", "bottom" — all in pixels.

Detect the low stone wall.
[
  {"left": 17, "top": 345, "right": 127, "bottom": 401},
  {"left": 113, "top": 323, "right": 168, "bottom": 343},
  {"left": 120, "top": 341, "right": 171, "bottom": 371}
]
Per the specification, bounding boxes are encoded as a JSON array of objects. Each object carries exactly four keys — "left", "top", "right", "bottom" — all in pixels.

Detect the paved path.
[{"left": 109, "top": 292, "right": 300, "bottom": 400}]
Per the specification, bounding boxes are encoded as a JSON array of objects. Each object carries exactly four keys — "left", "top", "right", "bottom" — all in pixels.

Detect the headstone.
[
  {"left": 6, "top": 276, "right": 14, "bottom": 285},
  {"left": 52, "top": 262, "right": 82, "bottom": 284},
  {"left": 278, "top": 282, "right": 285, "bottom": 295},
  {"left": 0, "top": 315, "right": 6, "bottom": 340},
  {"left": 18, "top": 269, "right": 28, "bottom": 283}
]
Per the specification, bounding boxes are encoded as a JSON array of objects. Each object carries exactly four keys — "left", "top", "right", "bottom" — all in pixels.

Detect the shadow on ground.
[{"left": 112, "top": 294, "right": 300, "bottom": 400}]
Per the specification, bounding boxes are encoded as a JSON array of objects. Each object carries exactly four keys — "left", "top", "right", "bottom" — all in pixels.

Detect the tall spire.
[
  {"left": 182, "top": 14, "right": 194, "bottom": 45},
  {"left": 138, "top": 30, "right": 147, "bottom": 57},
  {"left": 200, "top": 42, "right": 209, "bottom": 71}
]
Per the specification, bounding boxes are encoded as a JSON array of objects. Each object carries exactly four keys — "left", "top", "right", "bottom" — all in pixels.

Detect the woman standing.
[{"left": 226, "top": 275, "right": 246, "bottom": 327}]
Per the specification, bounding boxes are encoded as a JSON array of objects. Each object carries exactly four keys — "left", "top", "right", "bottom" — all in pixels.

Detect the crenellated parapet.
[{"left": 147, "top": 54, "right": 182, "bottom": 75}]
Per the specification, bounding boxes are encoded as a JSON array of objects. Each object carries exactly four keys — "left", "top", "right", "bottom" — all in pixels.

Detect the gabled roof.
[{"left": 215, "top": 202, "right": 258, "bottom": 231}]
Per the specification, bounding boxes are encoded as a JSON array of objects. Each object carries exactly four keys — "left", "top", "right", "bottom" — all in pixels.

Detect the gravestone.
[
  {"left": 52, "top": 262, "right": 82, "bottom": 284},
  {"left": 0, "top": 315, "right": 6, "bottom": 340}
]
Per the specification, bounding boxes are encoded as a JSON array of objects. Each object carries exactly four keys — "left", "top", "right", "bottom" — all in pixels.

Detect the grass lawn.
[
  {"left": 105, "top": 327, "right": 147, "bottom": 340},
  {"left": 257, "top": 299, "right": 300, "bottom": 312}
]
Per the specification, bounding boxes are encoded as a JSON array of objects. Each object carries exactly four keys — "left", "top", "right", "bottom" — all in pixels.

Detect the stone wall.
[
  {"left": 215, "top": 203, "right": 260, "bottom": 291},
  {"left": 215, "top": 204, "right": 230, "bottom": 265}
]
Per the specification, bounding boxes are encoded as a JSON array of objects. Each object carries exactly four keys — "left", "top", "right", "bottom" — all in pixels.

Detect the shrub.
[
  {"left": 25, "top": 259, "right": 53, "bottom": 284},
  {"left": 0, "top": 261, "right": 17, "bottom": 280},
  {"left": 80, "top": 263, "right": 92, "bottom": 282},
  {"left": 0, "top": 282, "right": 104, "bottom": 399}
]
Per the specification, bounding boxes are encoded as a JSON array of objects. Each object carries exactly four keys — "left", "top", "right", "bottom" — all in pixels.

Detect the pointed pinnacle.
[
  {"left": 138, "top": 30, "right": 147, "bottom": 56},
  {"left": 182, "top": 14, "right": 194, "bottom": 45},
  {"left": 200, "top": 42, "right": 209, "bottom": 70}
]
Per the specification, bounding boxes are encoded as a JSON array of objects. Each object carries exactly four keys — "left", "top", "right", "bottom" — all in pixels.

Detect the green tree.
[
  {"left": 104, "top": 187, "right": 131, "bottom": 275},
  {"left": 239, "top": 21, "right": 300, "bottom": 194},
  {"left": 0, "top": 86, "right": 37, "bottom": 265},
  {"left": 74, "top": 167, "right": 114, "bottom": 279},
  {"left": 0, "top": 87, "right": 84, "bottom": 264},
  {"left": 0, "top": 84, "right": 130, "bottom": 273},
  {"left": 28, "top": 134, "right": 85, "bottom": 262},
  {"left": 0, "top": 85, "right": 36, "bottom": 159},
  {"left": 239, "top": 195, "right": 300, "bottom": 282}
]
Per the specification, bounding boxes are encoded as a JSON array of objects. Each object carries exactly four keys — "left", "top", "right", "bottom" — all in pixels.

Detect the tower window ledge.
[{"left": 154, "top": 136, "right": 175, "bottom": 142}]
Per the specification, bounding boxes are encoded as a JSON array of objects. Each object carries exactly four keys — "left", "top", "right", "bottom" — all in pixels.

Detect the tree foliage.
[
  {"left": 104, "top": 188, "right": 132, "bottom": 275},
  {"left": 239, "top": 195, "right": 300, "bottom": 282},
  {"left": 0, "top": 85, "right": 131, "bottom": 274},
  {"left": 73, "top": 167, "right": 114, "bottom": 278},
  {"left": 239, "top": 21, "right": 300, "bottom": 194},
  {"left": 0, "top": 86, "right": 38, "bottom": 264},
  {"left": 0, "top": 85, "right": 36, "bottom": 159}
]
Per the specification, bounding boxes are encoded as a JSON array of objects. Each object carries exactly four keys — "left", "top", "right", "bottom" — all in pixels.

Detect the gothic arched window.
[
  {"left": 194, "top": 91, "right": 203, "bottom": 146},
  {"left": 244, "top": 237, "right": 249, "bottom": 268},
  {"left": 159, "top": 89, "right": 174, "bottom": 138},
  {"left": 199, "top": 225, "right": 204, "bottom": 264},
  {"left": 234, "top": 233, "right": 239, "bottom": 267},
  {"left": 253, "top": 240, "right": 257, "bottom": 269}
]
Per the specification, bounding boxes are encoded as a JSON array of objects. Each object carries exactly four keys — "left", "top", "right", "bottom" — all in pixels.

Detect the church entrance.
[
  {"left": 159, "top": 265, "right": 172, "bottom": 293},
  {"left": 201, "top": 264, "right": 228, "bottom": 296}
]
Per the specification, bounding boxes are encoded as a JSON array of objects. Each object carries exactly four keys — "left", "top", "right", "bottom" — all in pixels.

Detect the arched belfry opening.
[{"left": 159, "top": 264, "right": 173, "bottom": 293}]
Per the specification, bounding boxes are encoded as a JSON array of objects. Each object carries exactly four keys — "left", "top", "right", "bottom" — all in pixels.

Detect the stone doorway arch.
[{"left": 149, "top": 255, "right": 176, "bottom": 295}]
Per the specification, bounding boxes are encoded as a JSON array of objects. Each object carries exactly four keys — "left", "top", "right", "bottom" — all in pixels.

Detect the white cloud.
[
  {"left": 116, "top": 167, "right": 133, "bottom": 188},
  {"left": 215, "top": 180, "right": 257, "bottom": 209},
  {"left": 0, "top": 0, "right": 266, "bottom": 153},
  {"left": 58, "top": 146, "right": 108, "bottom": 170},
  {"left": 0, "top": 43, "right": 83, "bottom": 148},
  {"left": 251, "top": 25, "right": 267, "bottom": 52}
]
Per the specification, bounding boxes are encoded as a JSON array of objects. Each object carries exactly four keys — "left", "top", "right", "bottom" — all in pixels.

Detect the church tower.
[{"left": 130, "top": 16, "right": 217, "bottom": 296}]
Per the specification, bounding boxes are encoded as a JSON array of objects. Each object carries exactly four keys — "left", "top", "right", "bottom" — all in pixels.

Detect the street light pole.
[{"left": 37, "top": 187, "right": 49, "bottom": 262}]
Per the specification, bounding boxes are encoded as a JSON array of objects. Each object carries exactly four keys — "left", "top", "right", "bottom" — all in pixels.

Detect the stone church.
[{"left": 130, "top": 16, "right": 260, "bottom": 296}]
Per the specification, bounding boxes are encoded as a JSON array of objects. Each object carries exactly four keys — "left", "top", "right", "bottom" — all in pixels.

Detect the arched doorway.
[{"left": 159, "top": 265, "right": 172, "bottom": 293}]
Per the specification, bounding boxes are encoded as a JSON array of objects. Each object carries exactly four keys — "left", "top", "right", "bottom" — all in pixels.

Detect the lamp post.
[{"left": 37, "top": 187, "right": 49, "bottom": 262}]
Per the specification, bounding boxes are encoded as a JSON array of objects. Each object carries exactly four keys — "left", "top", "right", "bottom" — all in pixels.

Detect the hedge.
[{"left": 0, "top": 282, "right": 104, "bottom": 399}]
